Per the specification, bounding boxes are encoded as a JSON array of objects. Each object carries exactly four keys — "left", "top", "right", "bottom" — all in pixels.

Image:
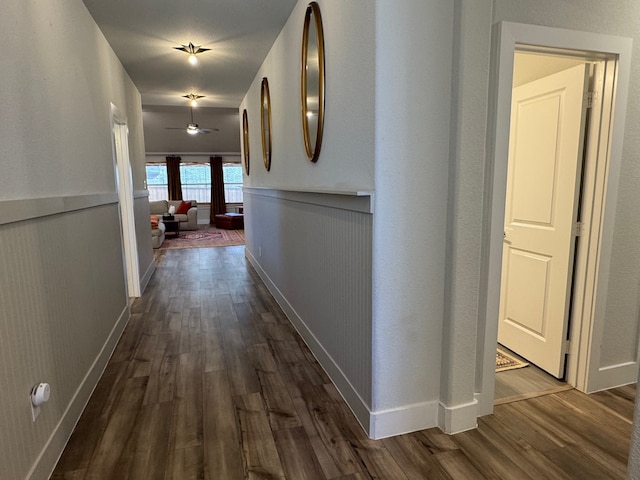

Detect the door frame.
[
  {"left": 478, "top": 22, "right": 632, "bottom": 416},
  {"left": 110, "top": 103, "right": 141, "bottom": 298}
]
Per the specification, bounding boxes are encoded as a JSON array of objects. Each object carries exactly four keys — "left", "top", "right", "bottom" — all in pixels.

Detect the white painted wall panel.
[
  {"left": 244, "top": 191, "right": 373, "bottom": 410},
  {"left": 0, "top": 204, "right": 128, "bottom": 479}
]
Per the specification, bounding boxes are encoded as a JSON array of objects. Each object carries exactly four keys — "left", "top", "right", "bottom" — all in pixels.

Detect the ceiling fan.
[{"left": 166, "top": 107, "right": 219, "bottom": 135}]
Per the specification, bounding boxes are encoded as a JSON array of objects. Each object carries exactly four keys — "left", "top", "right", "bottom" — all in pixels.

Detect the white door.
[{"left": 498, "top": 64, "right": 589, "bottom": 378}]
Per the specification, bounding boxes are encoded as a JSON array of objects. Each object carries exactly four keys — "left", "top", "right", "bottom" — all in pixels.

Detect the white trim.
[
  {"left": 478, "top": 22, "right": 632, "bottom": 415},
  {"left": 0, "top": 194, "right": 118, "bottom": 226},
  {"left": 587, "top": 362, "right": 639, "bottom": 393},
  {"left": 369, "top": 401, "right": 439, "bottom": 440},
  {"left": 111, "top": 103, "right": 141, "bottom": 298},
  {"left": 28, "top": 304, "right": 130, "bottom": 480},
  {"left": 244, "top": 187, "right": 374, "bottom": 214},
  {"left": 438, "top": 398, "right": 479, "bottom": 434},
  {"left": 140, "top": 258, "right": 156, "bottom": 294}
]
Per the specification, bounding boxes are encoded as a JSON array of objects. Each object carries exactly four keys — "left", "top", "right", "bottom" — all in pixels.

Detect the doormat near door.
[
  {"left": 496, "top": 348, "right": 529, "bottom": 372},
  {"left": 160, "top": 225, "right": 244, "bottom": 250}
]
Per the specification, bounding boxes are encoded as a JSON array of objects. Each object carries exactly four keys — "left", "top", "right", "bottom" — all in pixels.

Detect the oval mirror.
[
  {"left": 301, "top": 1, "right": 325, "bottom": 163},
  {"left": 260, "top": 77, "right": 272, "bottom": 171},
  {"left": 242, "top": 109, "right": 250, "bottom": 175}
]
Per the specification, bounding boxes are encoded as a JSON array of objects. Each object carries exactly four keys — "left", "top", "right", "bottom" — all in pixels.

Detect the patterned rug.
[
  {"left": 160, "top": 225, "right": 244, "bottom": 249},
  {"left": 496, "top": 348, "right": 529, "bottom": 372}
]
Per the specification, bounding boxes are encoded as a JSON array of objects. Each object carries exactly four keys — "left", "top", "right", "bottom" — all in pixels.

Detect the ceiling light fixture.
[
  {"left": 174, "top": 42, "right": 210, "bottom": 65},
  {"left": 182, "top": 93, "right": 205, "bottom": 107}
]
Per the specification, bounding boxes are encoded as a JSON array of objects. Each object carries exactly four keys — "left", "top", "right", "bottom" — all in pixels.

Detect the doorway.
[
  {"left": 498, "top": 55, "right": 591, "bottom": 381},
  {"left": 111, "top": 103, "right": 141, "bottom": 298},
  {"left": 479, "top": 22, "right": 633, "bottom": 416}
]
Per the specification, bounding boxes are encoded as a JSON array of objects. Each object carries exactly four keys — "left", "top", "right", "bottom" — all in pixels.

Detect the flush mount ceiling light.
[
  {"left": 182, "top": 93, "right": 205, "bottom": 107},
  {"left": 174, "top": 42, "right": 210, "bottom": 65}
]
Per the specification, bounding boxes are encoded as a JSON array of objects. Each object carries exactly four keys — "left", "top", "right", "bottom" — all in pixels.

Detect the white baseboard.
[
  {"left": 438, "top": 398, "right": 479, "bottom": 434},
  {"left": 369, "top": 401, "right": 439, "bottom": 439},
  {"left": 245, "top": 249, "right": 441, "bottom": 440},
  {"left": 28, "top": 304, "right": 131, "bottom": 480},
  {"left": 587, "top": 361, "right": 639, "bottom": 393},
  {"left": 140, "top": 258, "right": 156, "bottom": 294}
]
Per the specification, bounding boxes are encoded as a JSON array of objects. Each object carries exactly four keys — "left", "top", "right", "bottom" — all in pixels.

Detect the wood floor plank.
[
  {"left": 203, "top": 370, "right": 244, "bottom": 480},
  {"left": 382, "top": 434, "right": 453, "bottom": 479},
  {"left": 173, "top": 351, "right": 203, "bottom": 450},
  {"left": 294, "top": 384, "right": 363, "bottom": 478},
  {"left": 222, "top": 327, "right": 261, "bottom": 395},
  {"left": 452, "top": 428, "right": 536, "bottom": 479},
  {"left": 53, "top": 246, "right": 635, "bottom": 480},
  {"left": 249, "top": 342, "right": 302, "bottom": 430},
  {"left": 235, "top": 392, "right": 286, "bottom": 480},
  {"left": 273, "top": 426, "right": 326, "bottom": 480},
  {"left": 167, "top": 446, "right": 204, "bottom": 480},
  {"left": 83, "top": 376, "right": 148, "bottom": 480},
  {"left": 434, "top": 450, "right": 489, "bottom": 480}
]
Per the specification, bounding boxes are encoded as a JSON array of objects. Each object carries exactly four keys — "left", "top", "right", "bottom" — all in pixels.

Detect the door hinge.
[
  {"left": 573, "top": 221, "right": 583, "bottom": 237},
  {"left": 563, "top": 340, "right": 572, "bottom": 355},
  {"left": 586, "top": 91, "right": 597, "bottom": 109}
]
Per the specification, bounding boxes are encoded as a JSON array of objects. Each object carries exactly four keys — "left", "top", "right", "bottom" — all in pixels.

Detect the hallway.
[{"left": 52, "top": 246, "right": 634, "bottom": 479}]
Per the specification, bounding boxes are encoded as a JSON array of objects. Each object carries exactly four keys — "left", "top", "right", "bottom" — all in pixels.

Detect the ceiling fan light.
[
  {"left": 190, "top": 99, "right": 198, "bottom": 107},
  {"left": 188, "top": 53, "right": 198, "bottom": 65},
  {"left": 187, "top": 123, "right": 199, "bottom": 134}
]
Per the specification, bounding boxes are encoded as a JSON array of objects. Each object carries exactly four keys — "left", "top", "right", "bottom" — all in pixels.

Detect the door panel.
[{"left": 498, "top": 63, "right": 589, "bottom": 378}]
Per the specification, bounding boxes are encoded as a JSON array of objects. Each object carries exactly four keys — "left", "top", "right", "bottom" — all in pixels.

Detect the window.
[
  {"left": 145, "top": 161, "right": 243, "bottom": 203},
  {"left": 145, "top": 163, "right": 168, "bottom": 201},
  {"left": 223, "top": 163, "right": 243, "bottom": 203},
  {"left": 180, "top": 163, "right": 211, "bottom": 202}
]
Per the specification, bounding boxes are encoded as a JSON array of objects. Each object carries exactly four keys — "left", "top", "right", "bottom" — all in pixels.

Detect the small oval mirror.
[
  {"left": 242, "top": 109, "right": 250, "bottom": 175},
  {"left": 260, "top": 77, "right": 272, "bottom": 171},
  {"left": 301, "top": 2, "right": 325, "bottom": 163}
]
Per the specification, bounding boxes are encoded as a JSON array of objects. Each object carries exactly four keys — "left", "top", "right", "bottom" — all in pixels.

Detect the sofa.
[
  {"left": 150, "top": 217, "right": 165, "bottom": 248},
  {"left": 149, "top": 199, "right": 198, "bottom": 231}
]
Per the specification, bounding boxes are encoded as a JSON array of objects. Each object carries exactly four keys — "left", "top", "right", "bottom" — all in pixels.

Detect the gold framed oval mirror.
[
  {"left": 260, "top": 77, "right": 272, "bottom": 171},
  {"left": 242, "top": 109, "right": 250, "bottom": 175},
  {"left": 301, "top": 1, "right": 325, "bottom": 163}
]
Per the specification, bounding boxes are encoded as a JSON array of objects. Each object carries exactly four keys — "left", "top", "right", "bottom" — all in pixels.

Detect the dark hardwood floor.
[{"left": 52, "top": 246, "right": 635, "bottom": 479}]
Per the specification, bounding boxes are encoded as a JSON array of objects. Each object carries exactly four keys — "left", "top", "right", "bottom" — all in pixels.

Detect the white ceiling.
[{"left": 82, "top": 0, "right": 298, "bottom": 154}]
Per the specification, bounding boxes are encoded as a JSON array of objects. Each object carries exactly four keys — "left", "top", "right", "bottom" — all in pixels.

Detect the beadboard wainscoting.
[
  {"left": 0, "top": 195, "right": 131, "bottom": 479},
  {"left": 244, "top": 188, "right": 374, "bottom": 432}
]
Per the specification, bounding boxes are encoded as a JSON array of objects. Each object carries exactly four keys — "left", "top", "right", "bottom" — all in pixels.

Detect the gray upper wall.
[{"left": 0, "top": 0, "right": 147, "bottom": 199}]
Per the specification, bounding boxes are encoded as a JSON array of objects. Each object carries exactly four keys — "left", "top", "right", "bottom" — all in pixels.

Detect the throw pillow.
[{"left": 176, "top": 201, "right": 192, "bottom": 215}]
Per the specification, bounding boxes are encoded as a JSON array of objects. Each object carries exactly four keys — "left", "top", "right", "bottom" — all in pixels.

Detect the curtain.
[
  {"left": 166, "top": 156, "right": 183, "bottom": 201},
  {"left": 210, "top": 156, "right": 226, "bottom": 223}
]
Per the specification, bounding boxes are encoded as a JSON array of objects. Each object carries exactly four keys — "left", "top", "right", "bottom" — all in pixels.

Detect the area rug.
[
  {"left": 160, "top": 225, "right": 244, "bottom": 250},
  {"left": 496, "top": 348, "right": 529, "bottom": 372}
]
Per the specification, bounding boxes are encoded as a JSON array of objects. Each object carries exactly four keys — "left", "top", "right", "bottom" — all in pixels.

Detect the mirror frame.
[
  {"left": 242, "top": 109, "right": 250, "bottom": 175},
  {"left": 260, "top": 77, "right": 272, "bottom": 171},
  {"left": 301, "top": 1, "right": 325, "bottom": 163}
]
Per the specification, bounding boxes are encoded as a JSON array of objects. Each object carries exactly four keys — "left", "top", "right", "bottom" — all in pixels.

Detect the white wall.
[
  {"left": 0, "top": 1, "right": 148, "bottom": 478},
  {"left": 240, "top": 0, "right": 377, "bottom": 434},
  {"left": 372, "top": 0, "right": 457, "bottom": 436},
  {"left": 240, "top": 0, "right": 375, "bottom": 192}
]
